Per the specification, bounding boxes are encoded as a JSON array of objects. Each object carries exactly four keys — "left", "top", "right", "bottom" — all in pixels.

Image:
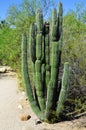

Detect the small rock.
[
  {"left": 25, "top": 97, "right": 28, "bottom": 101},
  {"left": 0, "top": 66, "right": 13, "bottom": 73},
  {"left": 18, "top": 104, "right": 23, "bottom": 109},
  {"left": 0, "top": 68, "right": 7, "bottom": 73},
  {"left": 22, "top": 91, "right": 26, "bottom": 95},
  {"left": 35, "top": 119, "right": 42, "bottom": 125},
  {"left": 20, "top": 114, "right": 31, "bottom": 121}
]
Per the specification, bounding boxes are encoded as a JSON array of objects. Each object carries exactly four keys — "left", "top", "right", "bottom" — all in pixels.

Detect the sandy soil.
[
  {"left": 0, "top": 72, "right": 86, "bottom": 130},
  {"left": 0, "top": 72, "right": 30, "bottom": 130}
]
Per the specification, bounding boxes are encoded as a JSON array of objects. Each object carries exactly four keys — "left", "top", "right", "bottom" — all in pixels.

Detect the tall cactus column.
[
  {"left": 21, "top": 2, "right": 70, "bottom": 123},
  {"left": 56, "top": 62, "right": 70, "bottom": 117},
  {"left": 35, "top": 9, "right": 45, "bottom": 110},
  {"left": 44, "top": 22, "right": 51, "bottom": 89},
  {"left": 21, "top": 33, "right": 44, "bottom": 120},
  {"left": 45, "top": 3, "right": 63, "bottom": 120}
]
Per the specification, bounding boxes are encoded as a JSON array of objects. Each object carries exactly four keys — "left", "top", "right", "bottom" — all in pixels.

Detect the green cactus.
[
  {"left": 21, "top": 33, "right": 44, "bottom": 120},
  {"left": 36, "top": 9, "right": 43, "bottom": 33},
  {"left": 35, "top": 60, "right": 45, "bottom": 110},
  {"left": 56, "top": 62, "right": 70, "bottom": 117},
  {"left": 29, "top": 23, "right": 36, "bottom": 63},
  {"left": 36, "top": 34, "right": 42, "bottom": 60},
  {"left": 21, "top": 2, "right": 70, "bottom": 123}
]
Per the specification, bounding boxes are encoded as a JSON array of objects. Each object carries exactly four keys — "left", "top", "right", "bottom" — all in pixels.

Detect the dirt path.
[
  {"left": 0, "top": 72, "right": 31, "bottom": 130},
  {"left": 0, "top": 72, "right": 86, "bottom": 130}
]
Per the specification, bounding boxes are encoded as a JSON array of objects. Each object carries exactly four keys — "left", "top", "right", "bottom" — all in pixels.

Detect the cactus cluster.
[{"left": 21, "top": 2, "right": 70, "bottom": 122}]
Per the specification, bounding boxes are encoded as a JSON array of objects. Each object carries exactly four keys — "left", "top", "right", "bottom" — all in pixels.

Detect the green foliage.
[
  {"left": 62, "top": 5, "right": 86, "bottom": 115},
  {"left": 0, "top": 20, "right": 9, "bottom": 29},
  {"left": 63, "top": 13, "right": 86, "bottom": 87},
  {"left": 0, "top": 16, "right": 35, "bottom": 85},
  {"left": 0, "top": 27, "right": 21, "bottom": 70}
]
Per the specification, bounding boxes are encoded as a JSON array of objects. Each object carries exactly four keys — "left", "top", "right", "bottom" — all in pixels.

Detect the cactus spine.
[{"left": 21, "top": 2, "right": 70, "bottom": 123}]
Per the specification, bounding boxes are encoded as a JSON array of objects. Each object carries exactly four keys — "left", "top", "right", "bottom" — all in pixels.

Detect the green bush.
[{"left": 62, "top": 13, "right": 86, "bottom": 115}]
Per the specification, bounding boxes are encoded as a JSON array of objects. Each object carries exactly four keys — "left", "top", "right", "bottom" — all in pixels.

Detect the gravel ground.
[{"left": 0, "top": 72, "right": 86, "bottom": 130}]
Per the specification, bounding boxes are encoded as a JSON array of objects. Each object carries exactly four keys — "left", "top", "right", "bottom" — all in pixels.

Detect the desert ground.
[{"left": 0, "top": 69, "right": 86, "bottom": 130}]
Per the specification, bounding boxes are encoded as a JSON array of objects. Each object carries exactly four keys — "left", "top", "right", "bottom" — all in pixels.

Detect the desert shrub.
[{"left": 61, "top": 13, "right": 86, "bottom": 115}]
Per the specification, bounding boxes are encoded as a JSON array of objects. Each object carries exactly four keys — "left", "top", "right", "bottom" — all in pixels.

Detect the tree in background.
[
  {"left": 0, "top": 24, "right": 20, "bottom": 68},
  {"left": 63, "top": 1, "right": 86, "bottom": 86},
  {"left": 0, "top": 20, "right": 9, "bottom": 29},
  {"left": 6, "top": 0, "right": 54, "bottom": 29},
  {"left": 74, "top": 1, "right": 86, "bottom": 23}
]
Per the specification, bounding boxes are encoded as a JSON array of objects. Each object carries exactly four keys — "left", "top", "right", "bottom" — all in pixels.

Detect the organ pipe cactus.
[{"left": 21, "top": 2, "right": 70, "bottom": 123}]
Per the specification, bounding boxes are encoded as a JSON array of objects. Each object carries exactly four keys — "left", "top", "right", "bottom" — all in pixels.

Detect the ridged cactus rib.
[
  {"left": 52, "top": 8, "right": 57, "bottom": 24},
  {"left": 36, "top": 9, "right": 43, "bottom": 32},
  {"left": 56, "top": 62, "right": 70, "bottom": 116},
  {"left": 45, "top": 70, "right": 51, "bottom": 88},
  {"left": 36, "top": 34, "right": 42, "bottom": 60},
  {"left": 35, "top": 60, "right": 45, "bottom": 110},
  {"left": 51, "top": 42, "right": 59, "bottom": 81},
  {"left": 58, "top": 2, "right": 63, "bottom": 38},
  {"left": 41, "top": 64, "right": 45, "bottom": 83},
  {"left": 45, "top": 34, "right": 50, "bottom": 64},
  {"left": 22, "top": 2, "right": 70, "bottom": 123},
  {"left": 45, "top": 81, "right": 55, "bottom": 119},
  {"left": 41, "top": 36, "right": 45, "bottom": 62},
  {"left": 58, "top": 16, "right": 63, "bottom": 36},
  {"left": 51, "top": 25, "right": 58, "bottom": 41},
  {"left": 59, "top": 34, "right": 63, "bottom": 51},
  {"left": 58, "top": 2, "right": 63, "bottom": 16},
  {"left": 29, "top": 23, "right": 36, "bottom": 63},
  {"left": 32, "top": 62, "right": 35, "bottom": 84},
  {"left": 45, "top": 32, "right": 50, "bottom": 88},
  {"left": 51, "top": 9, "right": 58, "bottom": 41}
]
